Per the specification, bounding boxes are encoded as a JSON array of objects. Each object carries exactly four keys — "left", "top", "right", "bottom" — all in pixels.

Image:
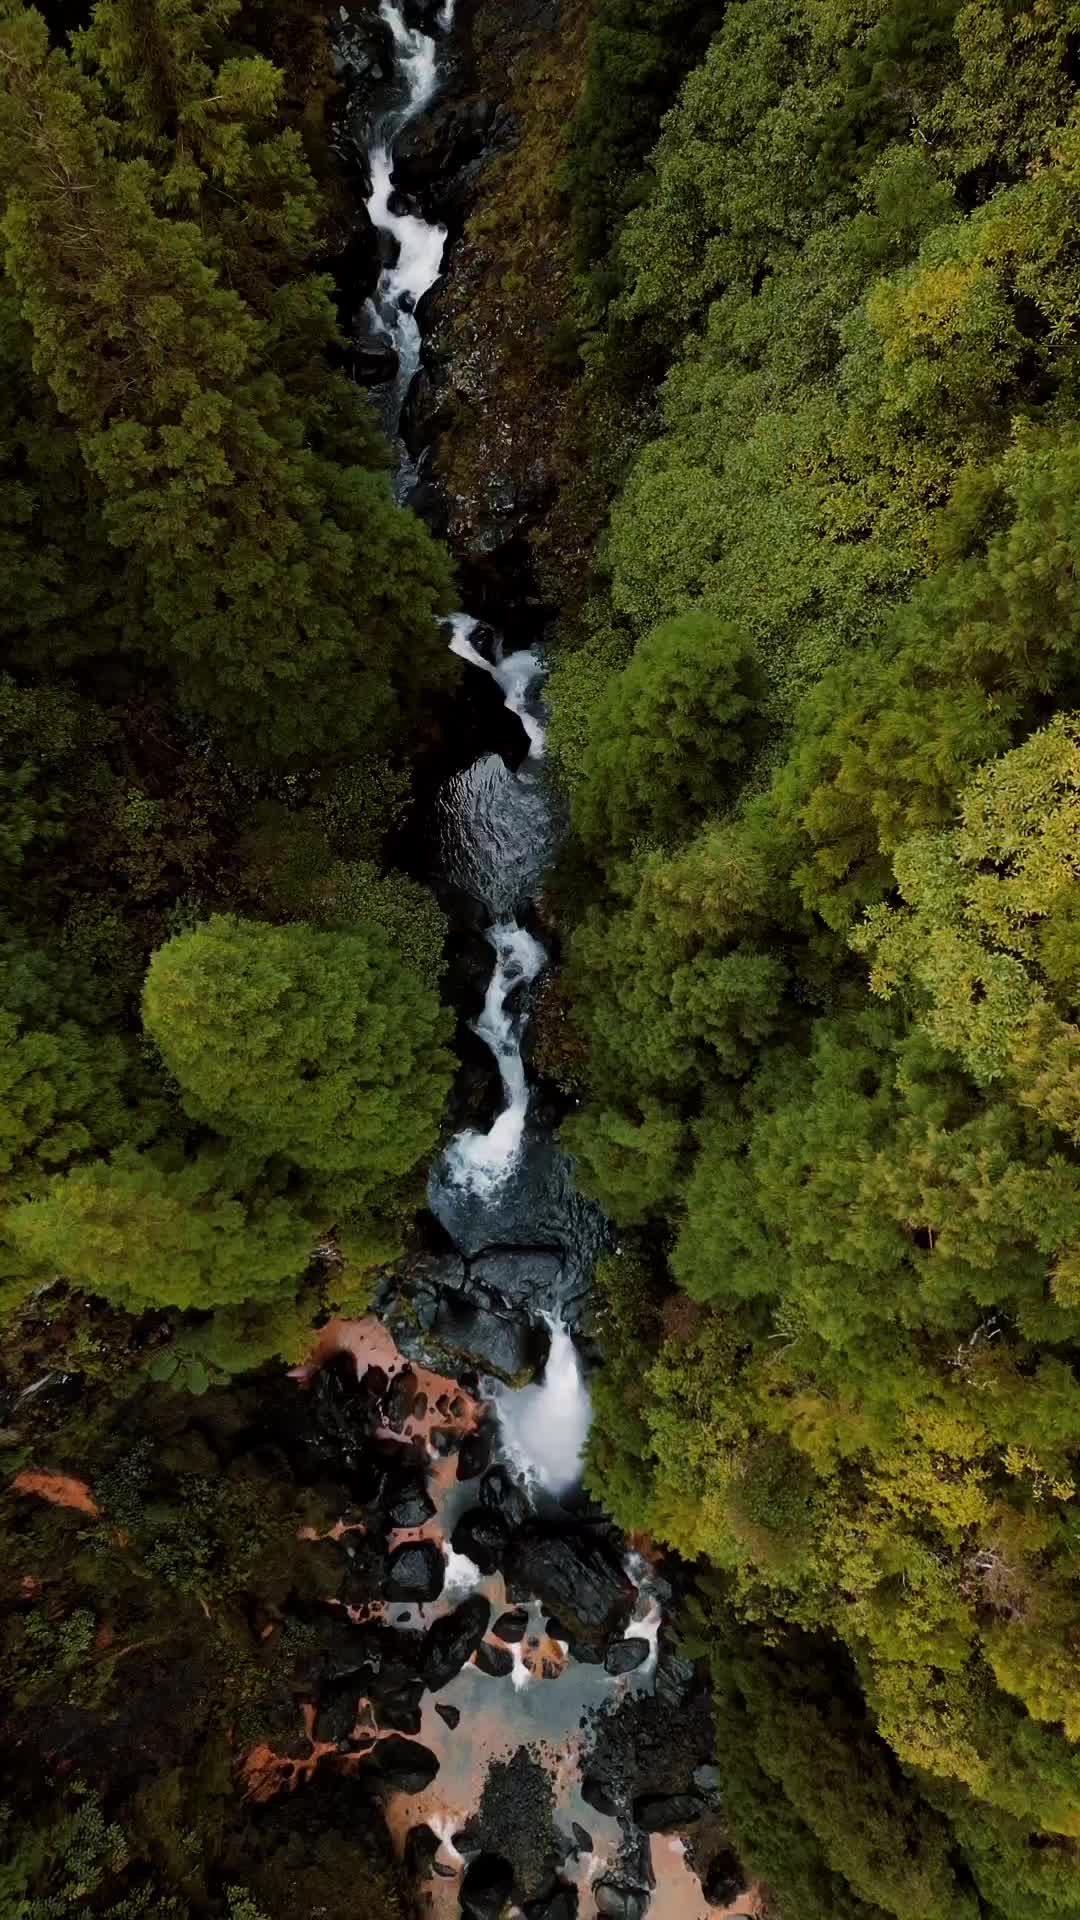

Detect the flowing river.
[{"left": 311, "top": 9, "right": 749, "bottom": 1915}]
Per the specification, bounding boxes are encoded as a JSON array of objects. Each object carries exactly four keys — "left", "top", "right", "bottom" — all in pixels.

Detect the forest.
[
  {"left": 547, "top": 0, "right": 1080, "bottom": 1912},
  {"left": 3, "top": 0, "right": 1080, "bottom": 1909},
  {"left": 0, "top": 0, "right": 456, "bottom": 1904}
]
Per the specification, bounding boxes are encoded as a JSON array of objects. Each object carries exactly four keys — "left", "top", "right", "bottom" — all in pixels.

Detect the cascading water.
[
  {"left": 362, "top": 0, "right": 448, "bottom": 472},
  {"left": 496, "top": 1316, "right": 592, "bottom": 1495},
  {"left": 440, "top": 613, "right": 551, "bottom": 1192},
  {"left": 336, "top": 14, "right": 733, "bottom": 1916}
]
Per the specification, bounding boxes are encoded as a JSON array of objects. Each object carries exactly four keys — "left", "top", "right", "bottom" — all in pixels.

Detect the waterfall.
[
  {"left": 334, "top": 24, "right": 688, "bottom": 1920},
  {"left": 439, "top": 614, "right": 551, "bottom": 1188},
  {"left": 363, "top": 2, "right": 448, "bottom": 440},
  {"left": 447, "top": 612, "right": 547, "bottom": 759},
  {"left": 496, "top": 1318, "right": 593, "bottom": 1495},
  {"left": 445, "top": 920, "right": 548, "bottom": 1190}
]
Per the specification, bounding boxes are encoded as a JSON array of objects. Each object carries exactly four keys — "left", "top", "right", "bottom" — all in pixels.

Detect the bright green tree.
[
  {"left": 7, "top": 1145, "right": 312, "bottom": 1310},
  {"left": 142, "top": 915, "right": 453, "bottom": 1204},
  {"left": 573, "top": 611, "right": 763, "bottom": 853},
  {"left": 0, "top": 0, "right": 454, "bottom": 761}
]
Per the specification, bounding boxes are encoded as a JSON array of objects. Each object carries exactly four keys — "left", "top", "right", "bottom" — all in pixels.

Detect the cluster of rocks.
[
  {"left": 373, "top": 1244, "right": 569, "bottom": 1385},
  {"left": 275, "top": 1346, "right": 752, "bottom": 1916}
]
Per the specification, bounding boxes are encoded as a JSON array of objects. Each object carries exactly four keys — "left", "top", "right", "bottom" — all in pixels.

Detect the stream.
[{"left": 302, "top": 7, "right": 751, "bottom": 1915}]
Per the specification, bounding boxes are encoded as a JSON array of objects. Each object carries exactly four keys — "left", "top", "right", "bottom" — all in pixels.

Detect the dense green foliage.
[
  {"left": 0, "top": 1350, "right": 411, "bottom": 1918},
  {"left": 0, "top": 0, "right": 456, "bottom": 1352},
  {"left": 556, "top": 0, "right": 1080, "bottom": 1911},
  {"left": 0, "top": 0, "right": 459, "bottom": 1902}
]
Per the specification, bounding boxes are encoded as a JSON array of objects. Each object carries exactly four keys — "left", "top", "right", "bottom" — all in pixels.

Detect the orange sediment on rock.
[
  {"left": 12, "top": 1468, "right": 100, "bottom": 1517},
  {"left": 289, "top": 1315, "right": 486, "bottom": 1454},
  {"left": 649, "top": 1835, "right": 765, "bottom": 1920}
]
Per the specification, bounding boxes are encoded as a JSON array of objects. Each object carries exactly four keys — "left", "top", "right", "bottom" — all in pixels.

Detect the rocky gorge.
[{"left": 246, "top": 0, "right": 762, "bottom": 1912}]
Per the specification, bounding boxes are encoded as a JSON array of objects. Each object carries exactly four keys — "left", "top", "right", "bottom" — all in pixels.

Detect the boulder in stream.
[
  {"left": 604, "top": 1637, "right": 651, "bottom": 1677},
  {"left": 593, "top": 1884, "right": 649, "bottom": 1920},
  {"left": 432, "top": 1289, "right": 550, "bottom": 1385},
  {"left": 507, "top": 1531, "right": 635, "bottom": 1642},
  {"left": 362, "top": 1734, "right": 440, "bottom": 1794},
  {"left": 473, "top": 1639, "right": 513, "bottom": 1678},
  {"left": 386, "top": 1472, "right": 436, "bottom": 1529},
  {"left": 457, "top": 1417, "right": 496, "bottom": 1480},
  {"left": 492, "top": 1606, "right": 528, "bottom": 1643},
  {"left": 470, "top": 1247, "right": 564, "bottom": 1302},
  {"left": 421, "top": 1594, "right": 491, "bottom": 1690},
  {"left": 479, "top": 1464, "right": 531, "bottom": 1531},
  {"left": 385, "top": 1540, "right": 445, "bottom": 1603},
  {"left": 452, "top": 1506, "right": 508, "bottom": 1575},
  {"left": 461, "top": 1854, "right": 516, "bottom": 1920},
  {"left": 633, "top": 1791, "right": 706, "bottom": 1832},
  {"left": 312, "top": 1682, "right": 361, "bottom": 1749}
]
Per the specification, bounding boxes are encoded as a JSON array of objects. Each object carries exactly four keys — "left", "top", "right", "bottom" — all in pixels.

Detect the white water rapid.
[
  {"left": 445, "top": 919, "right": 547, "bottom": 1188},
  {"left": 496, "top": 1317, "right": 593, "bottom": 1495},
  {"left": 352, "top": 33, "right": 712, "bottom": 1920},
  {"left": 441, "top": 614, "right": 550, "bottom": 1192},
  {"left": 363, "top": 1, "right": 448, "bottom": 443}
]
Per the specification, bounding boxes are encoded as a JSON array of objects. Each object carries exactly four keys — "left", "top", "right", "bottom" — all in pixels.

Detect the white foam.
[
  {"left": 497, "top": 1318, "right": 592, "bottom": 1494},
  {"left": 444, "top": 919, "right": 547, "bottom": 1189},
  {"left": 447, "top": 612, "right": 546, "bottom": 759},
  {"left": 443, "top": 1543, "right": 483, "bottom": 1593},
  {"left": 429, "top": 1815, "right": 464, "bottom": 1867},
  {"left": 380, "top": 0, "right": 439, "bottom": 114},
  {"left": 363, "top": 4, "right": 448, "bottom": 415},
  {"left": 510, "top": 1639, "right": 532, "bottom": 1691}
]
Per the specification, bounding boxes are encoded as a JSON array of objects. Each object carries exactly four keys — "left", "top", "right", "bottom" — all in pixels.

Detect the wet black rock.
[
  {"left": 567, "top": 1639, "right": 604, "bottom": 1666},
  {"left": 470, "top": 1247, "right": 564, "bottom": 1301},
  {"left": 526, "top": 1889, "right": 578, "bottom": 1920},
  {"left": 394, "top": 98, "right": 516, "bottom": 217},
  {"left": 452, "top": 1507, "right": 508, "bottom": 1576},
  {"left": 316, "top": 1619, "right": 381, "bottom": 1684},
  {"left": 605, "top": 1637, "right": 651, "bottom": 1677},
  {"left": 339, "top": 1533, "right": 389, "bottom": 1608},
  {"left": 654, "top": 1650, "right": 698, "bottom": 1709},
  {"left": 435, "top": 1701, "right": 461, "bottom": 1731},
  {"left": 346, "top": 308, "right": 398, "bottom": 386},
  {"left": 402, "top": 1248, "right": 469, "bottom": 1294},
  {"left": 405, "top": 1823, "right": 440, "bottom": 1878},
  {"left": 507, "top": 1532, "right": 635, "bottom": 1641},
  {"left": 704, "top": 1849, "right": 747, "bottom": 1906},
  {"left": 593, "top": 1883, "right": 649, "bottom": 1920},
  {"left": 301, "top": 1354, "right": 377, "bottom": 1486},
  {"left": 457, "top": 1417, "right": 496, "bottom": 1481},
  {"left": 385, "top": 1540, "right": 445, "bottom": 1603},
  {"left": 581, "top": 1775, "right": 618, "bottom": 1819},
  {"left": 382, "top": 1698, "right": 423, "bottom": 1735},
  {"left": 363, "top": 1734, "right": 440, "bottom": 1794},
  {"left": 421, "top": 1594, "right": 491, "bottom": 1690},
  {"left": 312, "top": 1682, "right": 359, "bottom": 1749},
  {"left": 692, "top": 1762, "right": 724, "bottom": 1801},
  {"left": 385, "top": 1368, "right": 420, "bottom": 1432},
  {"left": 493, "top": 1607, "right": 528, "bottom": 1643},
  {"left": 473, "top": 1640, "right": 513, "bottom": 1678},
  {"left": 633, "top": 1791, "right": 706, "bottom": 1832},
  {"left": 400, "top": 365, "right": 449, "bottom": 457},
  {"left": 461, "top": 1853, "right": 516, "bottom": 1920},
  {"left": 432, "top": 1289, "right": 550, "bottom": 1384},
  {"left": 571, "top": 1822, "right": 593, "bottom": 1854},
  {"left": 386, "top": 1474, "right": 436, "bottom": 1529},
  {"left": 480, "top": 1465, "right": 531, "bottom": 1531},
  {"left": 318, "top": 1621, "right": 425, "bottom": 1731}
]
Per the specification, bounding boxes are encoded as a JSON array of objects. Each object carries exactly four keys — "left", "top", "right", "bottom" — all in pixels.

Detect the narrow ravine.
[{"left": 300, "top": 8, "right": 752, "bottom": 1915}]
